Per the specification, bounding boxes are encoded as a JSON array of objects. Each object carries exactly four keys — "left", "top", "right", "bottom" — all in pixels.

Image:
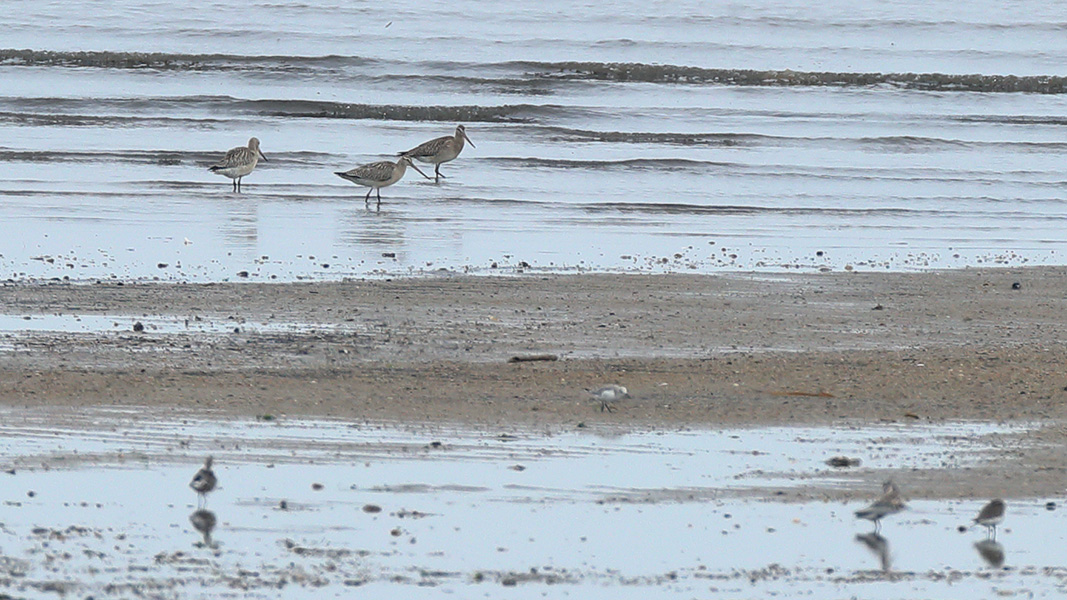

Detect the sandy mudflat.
[{"left": 2, "top": 266, "right": 1067, "bottom": 498}]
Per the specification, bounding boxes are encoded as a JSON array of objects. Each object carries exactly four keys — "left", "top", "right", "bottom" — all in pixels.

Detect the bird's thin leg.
[
  {"left": 434, "top": 165, "right": 441, "bottom": 183},
  {"left": 232, "top": 178, "right": 237, "bottom": 192},
  {"left": 364, "top": 188, "right": 373, "bottom": 205},
  {"left": 376, "top": 188, "right": 382, "bottom": 207}
]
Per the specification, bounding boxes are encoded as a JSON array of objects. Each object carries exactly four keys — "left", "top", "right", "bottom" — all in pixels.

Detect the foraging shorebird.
[
  {"left": 972, "top": 499, "right": 1005, "bottom": 539},
  {"left": 190, "top": 456, "right": 217, "bottom": 507},
  {"left": 590, "top": 384, "right": 630, "bottom": 412},
  {"left": 335, "top": 156, "right": 429, "bottom": 208},
  {"left": 189, "top": 508, "right": 217, "bottom": 547},
  {"left": 399, "top": 124, "right": 475, "bottom": 183},
  {"left": 208, "top": 137, "right": 267, "bottom": 192},
  {"left": 854, "top": 480, "right": 906, "bottom": 532}
]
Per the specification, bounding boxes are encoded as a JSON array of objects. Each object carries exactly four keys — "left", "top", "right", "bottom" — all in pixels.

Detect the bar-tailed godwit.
[
  {"left": 399, "top": 125, "right": 475, "bottom": 183},
  {"left": 208, "top": 137, "right": 267, "bottom": 192},
  {"left": 335, "top": 156, "right": 429, "bottom": 207}
]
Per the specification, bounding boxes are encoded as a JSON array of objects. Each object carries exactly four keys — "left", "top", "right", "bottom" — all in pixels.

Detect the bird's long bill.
[
  {"left": 408, "top": 161, "right": 432, "bottom": 180},
  {"left": 462, "top": 129, "right": 476, "bottom": 148},
  {"left": 257, "top": 149, "right": 268, "bottom": 162}
]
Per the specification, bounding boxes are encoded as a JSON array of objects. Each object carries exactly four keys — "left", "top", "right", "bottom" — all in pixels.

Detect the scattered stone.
[
  {"left": 826, "top": 456, "right": 862, "bottom": 468},
  {"left": 1011, "top": 282, "right": 1021, "bottom": 290},
  {"left": 362, "top": 504, "right": 382, "bottom": 513},
  {"left": 507, "top": 354, "right": 558, "bottom": 363},
  {"left": 132, "top": 321, "right": 144, "bottom": 333},
  {"left": 311, "top": 483, "right": 324, "bottom": 491}
]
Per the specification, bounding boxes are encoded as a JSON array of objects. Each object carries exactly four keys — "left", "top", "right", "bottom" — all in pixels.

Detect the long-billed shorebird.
[
  {"left": 190, "top": 456, "right": 217, "bottom": 507},
  {"left": 399, "top": 124, "right": 475, "bottom": 183},
  {"left": 972, "top": 499, "right": 1005, "bottom": 539},
  {"left": 208, "top": 137, "right": 267, "bottom": 192},
  {"left": 590, "top": 384, "right": 630, "bottom": 413},
  {"left": 335, "top": 155, "right": 430, "bottom": 207},
  {"left": 854, "top": 480, "right": 906, "bottom": 532}
]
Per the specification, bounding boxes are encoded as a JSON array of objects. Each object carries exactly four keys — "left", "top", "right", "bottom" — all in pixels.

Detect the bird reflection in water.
[
  {"left": 974, "top": 539, "right": 1005, "bottom": 568},
  {"left": 189, "top": 508, "right": 218, "bottom": 548},
  {"left": 855, "top": 532, "right": 891, "bottom": 573}
]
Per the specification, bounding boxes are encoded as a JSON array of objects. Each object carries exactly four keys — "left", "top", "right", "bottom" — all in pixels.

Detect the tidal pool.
[{"left": 0, "top": 409, "right": 1062, "bottom": 599}]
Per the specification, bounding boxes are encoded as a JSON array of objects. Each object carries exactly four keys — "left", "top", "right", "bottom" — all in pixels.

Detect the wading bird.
[
  {"left": 399, "top": 124, "right": 475, "bottom": 183},
  {"left": 190, "top": 456, "right": 217, "bottom": 507},
  {"left": 854, "top": 480, "right": 906, "bottom": 533},
  {"left": 208, "top": 137, "right": 267, "bottom": 192},
  {"left": 335, "top": 156, "right": 430, "bottom": 208}
]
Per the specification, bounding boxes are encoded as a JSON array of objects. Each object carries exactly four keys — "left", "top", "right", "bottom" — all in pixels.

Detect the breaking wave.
[{"left": 5, "top": 49, "right": 1067, "bottom": 94}]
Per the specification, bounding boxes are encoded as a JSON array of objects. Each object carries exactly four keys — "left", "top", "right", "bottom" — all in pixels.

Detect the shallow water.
[
  {"left": 0, "top": 409, "right": 1063, "bottom": 598},
  {"left": 2, "top": 2, "right": 1067, "bottom": 281}
]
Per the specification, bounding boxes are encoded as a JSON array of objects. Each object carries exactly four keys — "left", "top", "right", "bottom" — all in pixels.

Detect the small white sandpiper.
[
  {"left": 399, "top": 124, "right": 475, "bottom": 183},
  {"left": 335, "top": 155, "right": 430, "bottom": 208},
  {"left": 208, "top": 137, "right": 267, "bottom": 192},
  {"left": 190, "top": 456, "right": 217, "bottom": 507},
  {"left": 590, "top": 384, "right": 630, "bottom": 412}
]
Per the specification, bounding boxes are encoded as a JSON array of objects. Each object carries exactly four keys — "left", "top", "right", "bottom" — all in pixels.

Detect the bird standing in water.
[
  {"left": 854, "top": 480, "right": 906, "bottom": 533},
  {"left": 190, "top": 456, "right": 217, "bottom": 507},
  {"left": 399, "top": 124, "right": 475, "bottom": 183},
  {"left": 335, "top": 155, "right": 430, "bottom": 208},
  {"left": 972, "top": 499, "right": 1005, "bottom": 539},
  {"left": 208, "top": 137, "right": 267, "bottom": 192}
]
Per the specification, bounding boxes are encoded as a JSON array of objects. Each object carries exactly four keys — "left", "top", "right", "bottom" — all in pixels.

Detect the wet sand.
[{"left": 2, "top": 266, "right": 1067, "bottom": 499}]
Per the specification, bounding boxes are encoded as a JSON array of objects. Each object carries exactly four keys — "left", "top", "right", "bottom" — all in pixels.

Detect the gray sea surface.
[{"left": 2, "top": 1, "right": 1067, "bottom": 281}]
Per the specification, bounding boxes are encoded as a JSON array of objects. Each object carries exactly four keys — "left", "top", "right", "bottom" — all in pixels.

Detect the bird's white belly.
[{"left": 214, "top": 160, "right": 257, "bottom": 179}]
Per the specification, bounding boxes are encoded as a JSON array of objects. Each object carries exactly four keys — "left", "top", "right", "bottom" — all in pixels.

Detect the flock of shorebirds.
[
  {"left": 188, "top": 457, "right": 1006, "bottom": 556},
  {"left": 207, "top": 124, "right": 475, "bottom": 205},
  {"left": 854, "top": 481, "right": 1005, "bottom": 538},
  {"left": 592, "top": 387, "right": 1008, "bottom": 548}
]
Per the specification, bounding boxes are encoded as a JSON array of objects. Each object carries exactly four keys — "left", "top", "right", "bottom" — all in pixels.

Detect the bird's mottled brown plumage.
[
  {"left": 335, "top": 156, "right": 429, "bottom": 207},
  {"left": 208, "top": 137, "right": 267, "bottom": 192},
  {"left": 400, "top": 125, "right": 474, "bottom": 182}
]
